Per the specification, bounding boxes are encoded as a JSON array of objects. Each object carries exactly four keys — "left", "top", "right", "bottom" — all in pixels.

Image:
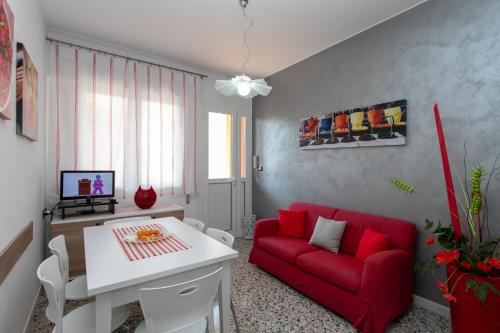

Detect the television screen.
[{"left": 60, "top": 171, "right": 115, "bottom": 200}]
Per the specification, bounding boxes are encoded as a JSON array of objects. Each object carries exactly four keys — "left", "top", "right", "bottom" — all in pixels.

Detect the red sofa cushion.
[
  {"left": 289, "top": 202, "right": 340, "bottom": 241},
  {"left": 297, "top": 250, "right": 364, "bottom": 294},
  {"left": 257, "top": 236, "right": 320, "bottom": 264},
  {"left": 335, "top": 209, "right": 417, "bottom": 255},
  {"left": 355, "top": 228, "right": 390, "bottom": 262},
  {"left": 278, "top": 209, "right": 306, "bottom": 238}
]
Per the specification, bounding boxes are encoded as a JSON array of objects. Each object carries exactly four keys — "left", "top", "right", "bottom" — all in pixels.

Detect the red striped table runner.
[{"left": 112, "top": 223, "right": 192, "bottom": 261}]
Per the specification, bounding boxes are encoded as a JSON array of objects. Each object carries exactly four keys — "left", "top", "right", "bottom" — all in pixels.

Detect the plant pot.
[
  {"left": 447, "top": 266, "right": 500, "bottom": 333},
  {"left": 134, "top": 186, "right": 157, "bottom": 209}
]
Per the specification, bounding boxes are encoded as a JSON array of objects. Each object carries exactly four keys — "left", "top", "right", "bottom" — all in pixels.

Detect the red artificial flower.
[
  {"left": 435, "top": 249, "right": 461, "bottom": 265},
  {"left": 426, "top": 236, "right": 434, "bottom": 246},
  {"left": 448, "top": 249, "right": 461, "bottom": 261},
  {"left": 435, "top": 250, "right": 448, "bottom": 265},
  {"left": 460, "top": 260, "right": 472, "bottom": 270},
  {"left": 442, "top": 293, "right": 457, "bottom": 303},
  {"left": 487, "top": 258, "right": 500, "bottom": 269},
  {"left": 477, "top": 261, "right": 491, "bottom": 273},
  {"left": 436, "top": 280, "right": 448, "bottom": 293}
]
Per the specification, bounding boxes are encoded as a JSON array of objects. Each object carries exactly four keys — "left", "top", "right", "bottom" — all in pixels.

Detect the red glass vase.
[
  {"left": 447, "top": 266, "right": 500, "bottom": 333},
  {"left": 134, "top": 186, "right": 157, "bottom": 209}
]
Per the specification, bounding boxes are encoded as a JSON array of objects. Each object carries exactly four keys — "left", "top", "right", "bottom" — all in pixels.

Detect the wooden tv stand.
[{"left": 50, "top": 203, "right": 184, "bottom": 277}]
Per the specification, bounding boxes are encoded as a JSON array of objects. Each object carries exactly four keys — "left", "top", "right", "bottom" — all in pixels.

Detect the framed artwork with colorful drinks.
[
  {"left": 0, "top": 0, "right": 14, "bottom": 120},
  {"left": 299, "top": 99, "right": 407, "bottom": 149},
  {"left": 16, "top": 42, "right": 38, "bottom": 141}
]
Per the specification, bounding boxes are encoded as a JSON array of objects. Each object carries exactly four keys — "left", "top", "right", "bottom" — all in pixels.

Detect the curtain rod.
[{"left": 46, "top": 37, "right": 208, "bottom": 79}]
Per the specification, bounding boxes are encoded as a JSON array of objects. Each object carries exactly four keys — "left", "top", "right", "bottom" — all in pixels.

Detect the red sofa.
[{"left": 248, "top": 202, "right": 417, "bottom": 333}]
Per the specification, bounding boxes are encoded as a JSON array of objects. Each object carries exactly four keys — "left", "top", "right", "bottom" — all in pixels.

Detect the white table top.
[{"left": 83, "top": 217, "right": 238, "bottom": 296}]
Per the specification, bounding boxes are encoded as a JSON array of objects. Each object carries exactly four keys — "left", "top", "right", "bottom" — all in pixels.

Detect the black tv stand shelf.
[{"left": 58, "top": 198, "right": 117, "bottom": 219}]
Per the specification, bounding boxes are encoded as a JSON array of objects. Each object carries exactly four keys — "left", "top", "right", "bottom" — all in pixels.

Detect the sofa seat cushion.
[
  {"left": 257, "top": 236, "right": 321, "bottom": 264},
  {"left": 296, "top": 250, "right": 363, "bottom": 294}
]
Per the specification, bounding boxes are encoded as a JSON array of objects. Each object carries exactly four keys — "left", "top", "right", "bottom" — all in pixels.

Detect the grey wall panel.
[{"left": 252, "top": 0, "right": 500, "bottom": 305}]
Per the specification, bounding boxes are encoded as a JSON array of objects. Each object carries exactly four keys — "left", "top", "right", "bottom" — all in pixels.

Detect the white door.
[{"left": 207, "top": 109, "right": 251, "bottom": 236}]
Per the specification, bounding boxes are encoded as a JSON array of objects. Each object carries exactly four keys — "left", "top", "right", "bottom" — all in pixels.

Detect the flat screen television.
[{"left": 60, "top": 170, "right": 115, "bottom": 200}]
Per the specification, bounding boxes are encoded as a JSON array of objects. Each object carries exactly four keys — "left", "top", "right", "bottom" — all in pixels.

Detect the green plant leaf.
[
  {"left": 465, "top": 278, "right": 475, "bottom": 291},
  {"left": 434, "top": 225, "right": 456, "bottom": 250},
  {"left": 415, "top": 259, "right": 440, "bottom": 272},
  {"left": 477, "top": 240, "right": 499, "bottom": 260},
  {"left": 457, "top": 234, "right": 470, "bottom": 247},
  {"left": 465, "top": 278, "right": 500, "bottom": 304},
  {"left": 438, "top": 234, "right": 455, "bottom": 250},
  {"left": 425, "top": 219, "right": 435, "bottom": 230}
]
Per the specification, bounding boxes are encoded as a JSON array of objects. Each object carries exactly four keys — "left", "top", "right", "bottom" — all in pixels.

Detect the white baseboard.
[
  {"left": 23, "top": 285, "right": 41, "bottom": 333},
  {"left": 413, "top": 294, "right": 450, "bottom": 319}
]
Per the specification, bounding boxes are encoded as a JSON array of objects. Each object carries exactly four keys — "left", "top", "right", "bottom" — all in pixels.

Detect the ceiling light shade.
[
  {"left": 215, "top": 0, "right": 272, "bottom": 99},
  {"left": 215, "top": 75, "right": 272, "bottom": 99}
]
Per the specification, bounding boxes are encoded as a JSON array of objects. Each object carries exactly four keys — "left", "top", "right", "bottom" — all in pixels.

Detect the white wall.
[
  {"left": 0, "top": 0, "right": 47, "bottom": 332},
  {"left": 44, "top": 30, "right": 252, "bottom": 225}
]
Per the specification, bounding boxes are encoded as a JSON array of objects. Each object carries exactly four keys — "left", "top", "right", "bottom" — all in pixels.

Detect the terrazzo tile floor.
[{"left": 27, "top": 239, "right": 450, "bottom": 332}]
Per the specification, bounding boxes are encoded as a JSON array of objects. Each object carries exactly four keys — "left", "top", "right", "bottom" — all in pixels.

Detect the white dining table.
[{"left": 83, "top": 216, "right": 239, "bottom": 333}]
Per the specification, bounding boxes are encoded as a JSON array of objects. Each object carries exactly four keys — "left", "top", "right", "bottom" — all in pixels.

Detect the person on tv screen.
[{"left": 92, "top": 175, "right": 104, "bottom": 195}]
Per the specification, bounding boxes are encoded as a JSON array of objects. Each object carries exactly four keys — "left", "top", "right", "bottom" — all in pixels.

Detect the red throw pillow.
[
  {"left": 355, "top": 228, "right": 390, "bottom": 262},
  {"left": 278, "top": 209, "right": 306, "bottom": 238}
]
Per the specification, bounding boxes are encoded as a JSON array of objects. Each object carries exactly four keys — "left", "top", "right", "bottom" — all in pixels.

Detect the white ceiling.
[{"left": 40, "top": 0, "right": 426, "bottom": 78}]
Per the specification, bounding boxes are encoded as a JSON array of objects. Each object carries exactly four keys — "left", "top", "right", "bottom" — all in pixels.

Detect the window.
[
  {"left": 209, "top": 112, "right": 232, "bottom": 179},
  {"left": 47, "top": 43, "right": 199, "bottom": 197}
]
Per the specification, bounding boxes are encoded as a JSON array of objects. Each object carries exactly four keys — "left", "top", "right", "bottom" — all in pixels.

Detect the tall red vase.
[
  {"left": 447, "top": 266, "right": 500, "bottom": 333},
  {"left": 134, "top": 186, "right": 157, "bottom": 209}
]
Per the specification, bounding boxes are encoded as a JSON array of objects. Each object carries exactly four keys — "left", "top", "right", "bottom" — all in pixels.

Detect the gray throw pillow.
[{"left": 309, "top": 216, "right": 347, "bottom": 253}]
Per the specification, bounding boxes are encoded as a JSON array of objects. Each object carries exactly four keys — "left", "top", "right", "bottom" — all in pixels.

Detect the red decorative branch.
[{"left": 434, "top": 103, "right": 462, "bottom": 236}]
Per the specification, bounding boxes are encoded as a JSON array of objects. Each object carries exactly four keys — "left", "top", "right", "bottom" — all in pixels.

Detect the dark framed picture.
[
  {"left": 16, "top": 42, "right": 38, "bottom": 141},
  {"left": 0, "top": 0, "right": 14, "bottom": 120},
  {"left": 300, "top": 99, "right": 407, "bottom": 149}
]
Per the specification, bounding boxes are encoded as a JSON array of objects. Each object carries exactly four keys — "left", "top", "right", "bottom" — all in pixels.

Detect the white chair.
[
  {"left": 104, "top": 215, "right": 152, "bottom": 225},
  {"left": 135, "top": 267, "right": 223, "bottom": 333},
  {"left": 37, "top": 255, "right": 130, "bottom": 333},
  {"left": 206, "top": 228, "right": 235, "bottom": 248},
  {"left": 48, "top": 235, "right": 87, "bottom": 300},
  {"left": 183, "top": 217, "right": 205, "bottom": 232},
  {"left": 206, "top": 228, "right": 237, "bottom": 333}
]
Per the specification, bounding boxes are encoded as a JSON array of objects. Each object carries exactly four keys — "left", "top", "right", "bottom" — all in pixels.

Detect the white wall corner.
[{"left": 22, "top": 285, "right": 41, "bottom": 333}]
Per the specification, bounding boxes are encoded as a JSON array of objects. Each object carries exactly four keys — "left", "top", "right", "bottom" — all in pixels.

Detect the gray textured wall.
[{"left": 252, "top": 0, "right": 500, "bottom": 305}]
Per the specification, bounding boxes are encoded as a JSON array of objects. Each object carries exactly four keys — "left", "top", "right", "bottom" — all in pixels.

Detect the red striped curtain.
[{"left": 46, "top": 42, "right": 200, "bottom": 201}]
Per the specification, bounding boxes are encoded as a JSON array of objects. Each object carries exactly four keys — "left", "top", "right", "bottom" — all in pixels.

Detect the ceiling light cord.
[
  {"left": 214, "top": 0, "right": 272, "bottom": 99},
  {"left": 241, "top": 6, "right": 254, "bottom": 75}
]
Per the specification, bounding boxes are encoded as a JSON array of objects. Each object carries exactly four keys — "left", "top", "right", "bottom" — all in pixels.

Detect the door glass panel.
[
  {"left": 209, "top": 112, "right": 232, "bottom": 179},
  {"left": 240, "top": 116, "right": 246, "bottom": 179}
]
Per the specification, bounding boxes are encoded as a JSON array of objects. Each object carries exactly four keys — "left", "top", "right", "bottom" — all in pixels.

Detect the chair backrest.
[
  {"left": 48, "top": 235, "right": 70, "bottom": 283},
  {"left": 183, "top": 217, "right": 205, "bottom": 232},
  {"left": 206, "top": 228, "right": 235, "bottom": 248},
  {"left": 138, "top": 267, "right": 223, "bottom": 333},
  {"left": 37, "top": 255, "right": 65, "bottom": 332},
  {"left": 104, "top": 215, "right": 152, "bottom": 225}
]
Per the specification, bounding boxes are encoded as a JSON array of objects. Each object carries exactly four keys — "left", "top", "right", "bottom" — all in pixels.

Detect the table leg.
[
  {"left": 218, "top": 262, "right": 231, "bottom": 333},
  {"left": 96, "top": 293, "right": 112, "bottom": 333}
]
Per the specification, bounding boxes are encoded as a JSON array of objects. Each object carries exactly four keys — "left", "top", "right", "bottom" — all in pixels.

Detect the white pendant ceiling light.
[{"left": 215, "top": 0, "right": 272, "bottom": 99}]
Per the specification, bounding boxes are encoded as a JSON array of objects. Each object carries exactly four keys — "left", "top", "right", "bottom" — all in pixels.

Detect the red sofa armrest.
[
  {"left": 360, "top": 249, "right": 414, "bottom": 307},
  {"left": 253, "top": 218, "right": 279, "bottom": 240}
]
